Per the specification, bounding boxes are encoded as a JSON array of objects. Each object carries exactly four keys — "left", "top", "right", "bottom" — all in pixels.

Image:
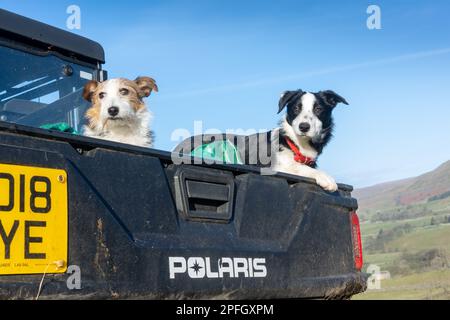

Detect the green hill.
[
  {"left": 354, "top": 161, "right": 450, "bottom": 220},
  {"left": 352, "top": 160, "right": 450, "bottom": 300}
]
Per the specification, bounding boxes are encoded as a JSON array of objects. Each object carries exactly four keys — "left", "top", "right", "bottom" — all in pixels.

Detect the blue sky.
[{"left": 2, "top": 0, "right": 450, "bottom": 187}]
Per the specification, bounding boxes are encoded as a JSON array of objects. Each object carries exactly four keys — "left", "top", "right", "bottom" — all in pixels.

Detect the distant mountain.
[{"left": 354, "top": 160, "right": 450, "bottom": 212}]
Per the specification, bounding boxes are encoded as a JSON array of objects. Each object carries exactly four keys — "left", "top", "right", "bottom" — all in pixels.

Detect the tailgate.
[{"left": 0, "top": 122, "right": 367, "bottom": 299}]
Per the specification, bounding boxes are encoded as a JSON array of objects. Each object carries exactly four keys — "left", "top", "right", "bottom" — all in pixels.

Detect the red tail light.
[{"left": 350, "top": 211, "right": 363, "bottom": 271}]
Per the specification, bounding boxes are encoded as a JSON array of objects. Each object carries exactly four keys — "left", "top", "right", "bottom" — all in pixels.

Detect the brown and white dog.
[{"left": 82, "top": 77, "right": 158, "bottom": 147}]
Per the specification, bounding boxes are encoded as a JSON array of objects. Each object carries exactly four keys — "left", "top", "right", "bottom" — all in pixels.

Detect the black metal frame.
[{"left": 0, "top": 9, "right": 105, "bottom": 66}]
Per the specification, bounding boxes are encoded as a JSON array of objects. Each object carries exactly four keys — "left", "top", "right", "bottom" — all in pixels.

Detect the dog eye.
[
  {"left": 99, "top": 92, "right": 106, "bottom": 99},
  {"left": 314, "top": 105, "right": 323, "bottom": 113},
  {"left": 119, "top": 88, "right": 129, "bottom": 96}
]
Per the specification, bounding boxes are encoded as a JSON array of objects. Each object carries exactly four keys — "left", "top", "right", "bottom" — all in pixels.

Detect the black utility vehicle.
[{"left": 0, "top": 9, "right": 366, "bottom": 299}]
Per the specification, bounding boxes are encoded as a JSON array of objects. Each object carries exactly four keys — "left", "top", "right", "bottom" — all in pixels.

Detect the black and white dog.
[{"left": 271, "top": 89, "right": 348, "bottom": 192}]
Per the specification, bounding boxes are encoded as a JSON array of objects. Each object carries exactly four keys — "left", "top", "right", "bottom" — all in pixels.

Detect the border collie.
[
  {"left": 82, "top": 77, "right": 158, "bottom": 147},
  {"left": 272, "top": 89, "right": 348, "bottom": 192}
]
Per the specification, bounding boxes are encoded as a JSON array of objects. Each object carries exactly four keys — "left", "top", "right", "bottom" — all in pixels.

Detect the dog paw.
[{"left": 315, "top": 171, "right": 338, "bottom": 192}]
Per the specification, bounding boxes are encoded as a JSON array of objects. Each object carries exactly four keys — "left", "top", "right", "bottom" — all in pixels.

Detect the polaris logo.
[{"left": 169, "top": 257, "right": 267, "bottom": 279}]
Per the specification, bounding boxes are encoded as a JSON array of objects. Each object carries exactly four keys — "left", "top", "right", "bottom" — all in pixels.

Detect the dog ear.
[
  {"left": 319, "top": 90, "right": 349, "bottom": 108},
  {"left": 278, "top": 90, "right": 303, "bottom": 114},
  {"left": 135, "top": 76, "right": 158, "bottom": 98},
  {"left": 82, "top": 80, "right": 99, "bottom": 102}
]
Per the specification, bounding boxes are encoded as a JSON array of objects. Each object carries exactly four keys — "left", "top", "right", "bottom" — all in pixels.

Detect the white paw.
[{"left": 314, "top": 171, "right": 338, "bottom": 192}]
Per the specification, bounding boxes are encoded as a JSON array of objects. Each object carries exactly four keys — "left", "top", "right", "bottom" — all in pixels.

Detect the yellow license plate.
[{"left": 0, "top": 163, "right": 68, "bottom": 275}]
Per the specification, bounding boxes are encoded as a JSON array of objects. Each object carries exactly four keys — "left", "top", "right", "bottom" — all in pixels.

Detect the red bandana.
[{"left": 284, "top": 137, "right": 316, "bottom": 167}]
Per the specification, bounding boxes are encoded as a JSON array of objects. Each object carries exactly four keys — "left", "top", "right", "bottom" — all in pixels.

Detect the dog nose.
[
  {"left": 299, "top": 122, "right": 311, "bottom": 133},
  {"left": 108, "top": 106, "right": 119, "bottom": 117}
]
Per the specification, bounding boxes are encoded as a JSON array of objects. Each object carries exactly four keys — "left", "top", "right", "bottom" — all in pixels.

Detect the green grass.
[
  {"left": 354, "top": 168, "right": 450, "bottom": 300},
  {"left": 354, "top": 269, "right": 450, "bottom": 300},
  {"left": 427, "top": 196, "right": 450, "bottom": 212},
  {"left": 355, "top": 199, "right": 450, "bottom": 300},
  {"left": 362, "top": 223, "right": 450, "bottom": 269},
  {"left": 386, "top": 224, "right": 450, "bottom": 253},
  {"left": 361, "top": 213, "right": 449, "bottom": 237},
  {"left": 364, "top": 252, "right": 402, "bottom": 269}
]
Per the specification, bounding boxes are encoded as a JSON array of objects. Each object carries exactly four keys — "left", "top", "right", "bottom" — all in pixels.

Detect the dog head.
[
  {"left": 82, "top": 77, "right": 158, "bottom": 129},
  {"left": 278, "top": 89, "right": 348, "bottom": 144}
]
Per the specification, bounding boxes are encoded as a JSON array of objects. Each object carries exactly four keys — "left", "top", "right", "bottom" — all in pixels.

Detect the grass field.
[
  {"left": 386, "top": 224, "right": 450, "bottom": 253},
  {"left": 354, "top": 269, "right": 450, "bottom": 300},
  {"left": 354, "top": 208, "right": 450, "bottom": 300},
  {"left": 353, "top": 163, "right": 450, "bottom": 300}
]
